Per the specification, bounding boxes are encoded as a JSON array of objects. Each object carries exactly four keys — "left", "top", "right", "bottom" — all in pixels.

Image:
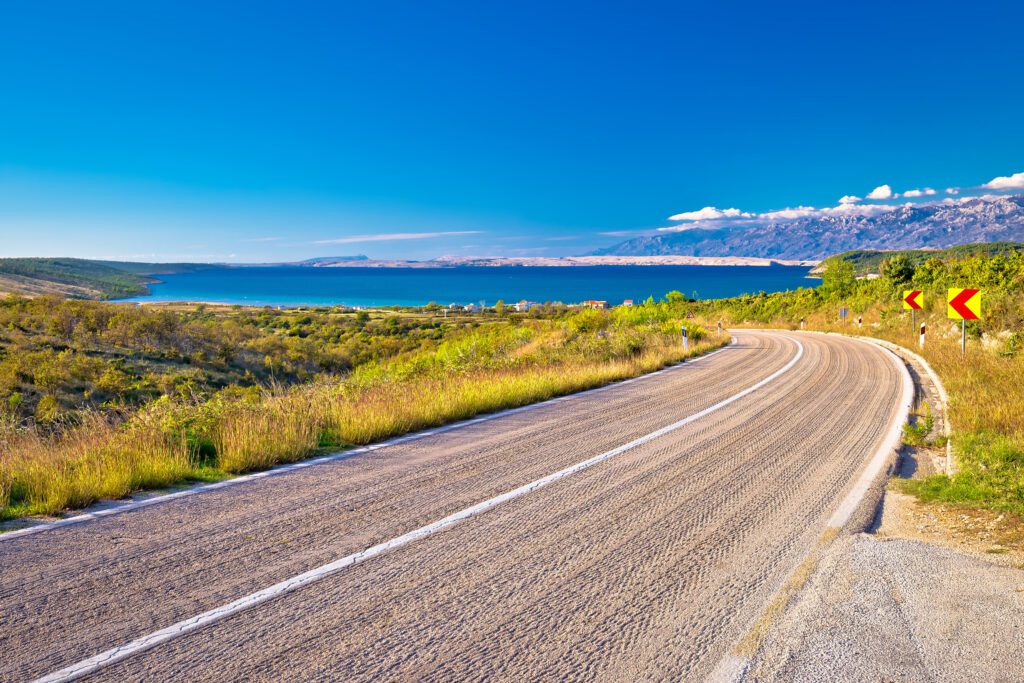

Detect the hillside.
[
  {"left": 0, "top": 259, "right": 225, "bottom": 300},
  {"left": 595, "top": 195, "right": 1024, "bottom": 260},
  {"left": 0, "top": 258, "right": 153, "bottom": 299},
  {"left": 817, "top": 242, "right": 1024, "bottom": 276}
]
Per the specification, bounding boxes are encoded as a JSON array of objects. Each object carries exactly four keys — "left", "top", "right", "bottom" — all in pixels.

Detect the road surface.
[{"left": 0, "top": 330, "right": 907, "bottom": 682}]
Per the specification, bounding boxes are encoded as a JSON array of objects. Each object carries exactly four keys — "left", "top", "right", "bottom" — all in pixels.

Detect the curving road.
[{"left": 0, "top": 330, "right": 908, "bottom": 682}]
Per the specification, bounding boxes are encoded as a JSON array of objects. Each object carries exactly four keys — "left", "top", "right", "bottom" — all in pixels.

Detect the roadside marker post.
[
  {"left": 799, "top": 317, "right": 804, "bottom": 330},
  {"left": 947, "top": 288, "right": 982, "bottom": 355},
  {"left": 857, "top": 315, "right": 862, "bottom": 330},
  {"left": 717, "top": 320, "right": 722, "bottom": 337},
  {"left": 681, "top": 325, "right": 689, "bottom": 352},
  {"left": 919, "top": 322, "right": 925, "bottom": 349}
]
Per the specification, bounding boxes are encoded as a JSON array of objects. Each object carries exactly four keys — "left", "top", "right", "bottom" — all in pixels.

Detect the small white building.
[
  {"left": 621, "top": 299, "right": 634, "bottom": 307},
  {"left": 514, "top": 300, "right": 541, "bottom": 312},
  {"left": 463, "top": 303, "right": 480, "bottom": 313}
]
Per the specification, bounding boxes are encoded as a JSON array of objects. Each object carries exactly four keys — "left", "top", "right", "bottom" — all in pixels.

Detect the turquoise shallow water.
[{"left": 121, "top": 265, "right": 815, "bottom": 307}]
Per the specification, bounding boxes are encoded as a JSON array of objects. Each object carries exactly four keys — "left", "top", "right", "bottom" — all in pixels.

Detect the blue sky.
[{"left": 1, "top": 0, "right": 1023, "bottom": 262}]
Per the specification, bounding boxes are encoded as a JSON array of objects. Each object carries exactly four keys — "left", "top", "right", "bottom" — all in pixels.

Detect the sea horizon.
[{"left": 119, "top": 264, "right": 815, "bottom": 308}]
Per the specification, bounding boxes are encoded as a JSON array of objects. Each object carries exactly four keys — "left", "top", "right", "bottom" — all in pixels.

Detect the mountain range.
[{"left": 594, "top": 195, "right": 1024, "bottom": 260}]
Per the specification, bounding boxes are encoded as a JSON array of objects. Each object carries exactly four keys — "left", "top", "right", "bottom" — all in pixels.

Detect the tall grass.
[
  {"left": 887, "top": 328, "right": 1024, "bottom": 515},
  {"left": 214, "top": 393, "right": 323, "bottom": 473},
  {"left": 0, "top": 415, "right": 193, "bottom": 519},
  {"left": 1, "top": 324, "right": 719, "bottom": 521}
]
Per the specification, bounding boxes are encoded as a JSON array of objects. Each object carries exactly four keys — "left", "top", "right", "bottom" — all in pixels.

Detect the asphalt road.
[{"left": 0, "top": 330, "right": 907, "bottom": 682}]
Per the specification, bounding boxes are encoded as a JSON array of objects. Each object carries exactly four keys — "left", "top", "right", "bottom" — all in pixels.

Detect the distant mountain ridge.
[{"left": 594, "top": 195, "right": 1024, "bottom": 260}]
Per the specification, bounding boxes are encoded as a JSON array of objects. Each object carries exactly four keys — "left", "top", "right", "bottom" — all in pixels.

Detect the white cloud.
[
  {"left": 838, "top": 195, "right": 861, "bottom": 205},
  {"left": 823, "top": 202, "right": 899, "bottom": 217},
  {"left": 945, "top": 187, "right": 959, "bottom": 195},
  {"left": 982, "top": 171, "right": 1024, "bottom": 190},
  {"left": 759, "top": 206, "right": 820, "bottom": 220},
  {"left": 667, "top": 206, "right": 751, "bottom": 221},
  {"left": 758, "top": 202, "right": 899, "bottom": 221},
  {"left": 902, "top": 187, "right": 937, "bottom": 198},
  {"left": 866, "top": 184, "right": 894, "bottom": 200},
  {"left": 313, "top": 231, "right": 483, "bottom": 245}
]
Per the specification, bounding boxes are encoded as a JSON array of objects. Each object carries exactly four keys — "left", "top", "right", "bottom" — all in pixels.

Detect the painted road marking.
[
  {"left": 33, "top": 337, "right": 805, "bottom": 683},
  {"left": 3, "top": 342, "right": 739, "bottom": 542}
]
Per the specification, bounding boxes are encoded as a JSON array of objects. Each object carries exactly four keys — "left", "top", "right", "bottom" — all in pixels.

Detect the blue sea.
[{"left": 122, "top": 265, "right": 814, "bottom": 307}]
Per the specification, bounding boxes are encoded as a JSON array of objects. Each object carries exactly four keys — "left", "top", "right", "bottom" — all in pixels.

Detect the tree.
[
  {"left": 820, "top": 259, "right": 856, "bottom": 300},
  {"left": 495, "top": 299, "right": 506, "bottom": 316},
  {"left": 880, "top": 254, "right": 915, "bottom": 283}
]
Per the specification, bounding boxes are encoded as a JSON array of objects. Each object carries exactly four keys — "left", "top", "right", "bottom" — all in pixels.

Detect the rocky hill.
[{"left": 594, "top": 195, "right": 1024, "bottom": 260}]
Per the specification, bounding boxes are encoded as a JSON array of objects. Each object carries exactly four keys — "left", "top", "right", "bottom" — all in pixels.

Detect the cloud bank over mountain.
[{"left": 594, "top": 193, "right": 1024, "bottom": 261}]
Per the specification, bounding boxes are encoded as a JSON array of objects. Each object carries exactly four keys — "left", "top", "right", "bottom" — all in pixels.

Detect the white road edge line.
[
  {"left": 2, "top": 342, "right": 739, "bottom": 542},
  {"left": 33, "top": 336, "right": 804, "bottom": 683},
  {"left": 708, "top": 331, "right": 914, "bottom": 683}
]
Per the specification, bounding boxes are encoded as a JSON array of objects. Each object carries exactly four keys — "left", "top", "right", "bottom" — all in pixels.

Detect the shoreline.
[
  {"left": 284, "top": 256, "right": 819, "bottom": 268},
  {"left": 113, "top": 260, "right": 819, "bottom": 308}
]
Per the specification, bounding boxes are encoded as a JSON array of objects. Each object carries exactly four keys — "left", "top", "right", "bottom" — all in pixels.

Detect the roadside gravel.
[{"left": 746, "top": 533, "right": 1024, "bottom": 682}]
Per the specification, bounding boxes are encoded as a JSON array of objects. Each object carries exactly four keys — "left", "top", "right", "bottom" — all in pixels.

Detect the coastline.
[
  {"left": 299, "top": 255, "right": 820, "bottom": 268},
  {"left": 111, "top": 261, "right": 818, "bottom": 308}
]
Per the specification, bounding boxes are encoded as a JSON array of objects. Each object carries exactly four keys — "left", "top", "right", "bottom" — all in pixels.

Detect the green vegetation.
[
  {"left": 90, "top": 260, "right": 220, "bottom": 276},
  {"left": 0, "top": 257, "right": 223, "bottom": 300},
  {"left": 695, "top": 245, "right": 1024, "bottom": 516},
  {"left": 816, "top": 242, "right": 1024, "bottom": 278},
  {"left": 0, "top": 258, "right": 152, "bottom": 299},
  {"left": 0, "top": 296, "right": 717, "bottom": 521}
]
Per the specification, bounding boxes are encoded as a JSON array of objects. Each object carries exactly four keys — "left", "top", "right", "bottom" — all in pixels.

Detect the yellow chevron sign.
[
  {"left": 902, "top": 290, "right": 923, "bottom": 310},
  {"left": 947, "top": 288, "right": 982, "bottom": 320}
]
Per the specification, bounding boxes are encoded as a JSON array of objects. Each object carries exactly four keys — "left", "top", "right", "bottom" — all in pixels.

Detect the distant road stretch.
[{"left": 0, "top": 330, "right": 907, "bottom": 682}]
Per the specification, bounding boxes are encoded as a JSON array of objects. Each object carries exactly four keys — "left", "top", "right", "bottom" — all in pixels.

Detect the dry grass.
[{"left": 0, "top": 415, "right": 193, "bottom": 519}]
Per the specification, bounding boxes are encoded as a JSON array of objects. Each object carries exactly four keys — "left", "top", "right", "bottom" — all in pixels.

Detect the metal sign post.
[
  {"left": 839, "top": 307, "right": 848, "bottom": 327},
  {"left": 947, "top": 288, "right": 982, "bottom": 356},
  {"left": 903, "top": 290, "right": 924, "bottom": 336}
]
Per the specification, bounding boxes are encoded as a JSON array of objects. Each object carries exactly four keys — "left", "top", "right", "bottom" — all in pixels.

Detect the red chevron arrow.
[
  {"left": 949, "top": 288, "right": 980, "bottom": 319},
  {"left": 903, "top": 290, "right": 922, "bottom": 310}
]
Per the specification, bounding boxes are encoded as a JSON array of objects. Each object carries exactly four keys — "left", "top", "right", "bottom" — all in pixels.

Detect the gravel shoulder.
[
  {"left": 740, "top": 341, "right": 1024, "bottom": 682},
  {"left": 744, "top": 532, "right": 1024, "bottom": 682}
]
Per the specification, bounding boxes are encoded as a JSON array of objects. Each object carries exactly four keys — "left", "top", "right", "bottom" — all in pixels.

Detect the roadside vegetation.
[
  {"left": 0, "top": 296, "right": 716, "bottom": 520},
  {"left": 695, "top": 244, "right": 1024, "bottom": 516}
]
